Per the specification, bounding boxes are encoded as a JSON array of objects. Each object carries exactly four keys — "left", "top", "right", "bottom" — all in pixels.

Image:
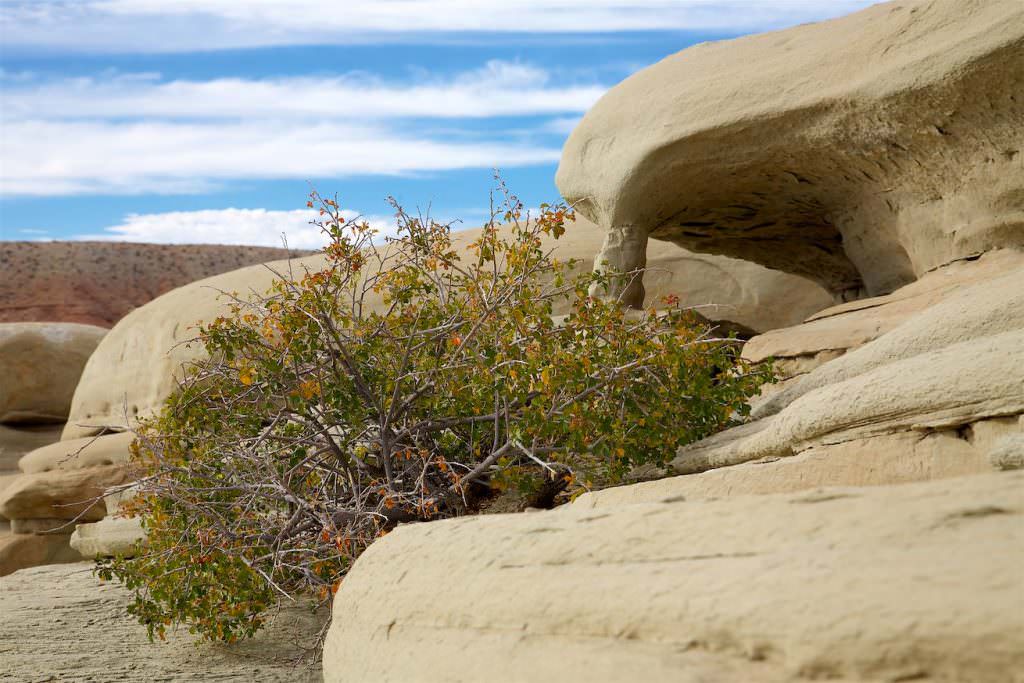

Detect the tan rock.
[
  {"left": 0, "top": 322, "right": 107, "bottom": 424},
  {"left": 752, "top": 265, "right": 1024, "bottom": 418},
  {"left": 0, "top": 465, "right": 127, "bottom": 522},
  {"left": 991, "top": 434, "right": 1024, "bottom": 471},
  {"left": 64, "top": 220, "right": 831, "bottom": 439},
  {"left": 18, "top": 431, "right": 134, "bottom": 474},
  {"left": 742, "top": 249, "right": 1024, "bottom": 371},
  {"left": 324, "top": 472, "right": 1024, "bottom": 683},
  {"left": 678, "top": 330, "right": 1024, "bottom": 473},
  {"left": 70, "top": 516, "right": 145, "bottom": 559},
  {"left": 556, "top": 0, "right": 1024, "bottom": 303},
  {"left": 0, "top": 423, "right": 64, "bottom": 472},
  {"left": 9, "top": 517, "right": 74, "bottom": 535},
  {"left": 0, "top": 532, "right": 81, "bottom": 577},
  {"left": 579, "top": 415, "right": 1021, "bottom": 508}
]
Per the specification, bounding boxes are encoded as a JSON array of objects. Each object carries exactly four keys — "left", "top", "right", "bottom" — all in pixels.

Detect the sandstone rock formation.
[
  {"left": 324, "top": 472, "right": 1024, "bottom": 683},
  {"left": 18, "top": 431, "right": 135, "bottom": 474},
  {"left": 556, "top": 0, "right": 1024, "bottom": 305},
  {"left": 0, "top": 465, "right": 127, "bottom": 522},
  {"left": 71, "top": 483, "right": 146, "bottom": 559},
  {"left": 0, "top": 241, "right": 312, "bottom": 327},
  {"left": 0, "top": 532, "right": 83, "bottom": 577},
  {"left": 0, "top": 425, "right": 65, "bottom": 517},
  {"left": 742, "top": 248, "right": 1024, "bottom": 385},
  {"left": 582, "top": 257, "right": 1024, "bottom": 505},
  {"left": 62, "top": 219, "right": 831, "bottom": 439},
  {"left": 0, "top": 322, "right": 107, "bottom": 424},
  {"left": 69, "top": 516, "right": 144, "bottom": 559},
  {"left": 0, "top": 322, "right": 105, "bottom": 548},
  {"left": 0, "top": 424, "right": 64, "bottom": 472},
  {"left": 0, "top": 435, "right": 130, "bottom": 573},
  {"left": 0, "top": 563, "right": 325, "bottom": 681}
]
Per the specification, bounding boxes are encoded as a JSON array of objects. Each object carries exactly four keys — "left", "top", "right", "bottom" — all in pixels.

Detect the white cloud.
[
  {"left": 0, "top": 63, "right": 605, "bottom": 121},
  {"left": 0, "top": 1, "right": 880, "bottom": 52},
  {"left": 0, "top": 61, "right": 590, "bottom": 197},
  {"left": 0, "top": 119, "right": 562, "bottom": 197},
  {"left": 78, "top": 207, "right": 395, "bottom": 249}
]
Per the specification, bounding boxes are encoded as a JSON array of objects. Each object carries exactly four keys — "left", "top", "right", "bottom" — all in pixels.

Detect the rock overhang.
[{"left": 556, "top": 0, "right": 1024, "bottom": 300}]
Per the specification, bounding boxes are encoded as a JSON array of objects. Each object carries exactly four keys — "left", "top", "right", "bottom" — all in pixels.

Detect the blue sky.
[{"left": 0, "top": 1, "right": 874, "bottom": 247}]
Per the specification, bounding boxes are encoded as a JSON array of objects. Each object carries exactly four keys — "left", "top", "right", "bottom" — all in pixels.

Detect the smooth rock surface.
[
  {"left": 678, "top": 330, "right": 1024, "bottom": 472},
  {"left": 579, "top": 415, "right": 1020, "bottom": 507},
  {"left": 0, "top": 322, "right": 107, "bottom": 424},
  {"left": 64, "top": 219, "right": 831, "bottom": 438},
  {"left": 19, "top": 431, "right": 135, "bottom": 474},
  {"left": 0, "top": 465, "right": 127, "bottom": 521},
  {"left": 556, "top": 0, "right": 1024, "bottom": 302},
  {"left": 742, "top": 249, "right": 1024, "bottom": 374},
  {"left": 751, "top": 264, "right": 1024, "bottom": 417},
  {"left": 70, "top": 516, "right": 145, "bottom": 558},
  {"left": 325, "top": 472, "right": 1024, "bottom": 683},
  {"left": 0, "top": 563, "right": 325, "bottom": 680}
]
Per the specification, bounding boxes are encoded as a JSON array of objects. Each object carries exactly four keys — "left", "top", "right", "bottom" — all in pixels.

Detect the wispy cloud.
[
  {"left": 0, "top": 62, "right": 592, "bottom": 197},
  {"left": 0, "top": 62, "right": 605, "bottom": 121},
  {"left": 0, "top": 1, "right": 880, "bottom": 53},
  {"left": 1, "top": 119, "right": 562, "bottom": 197},
  {"left": 77, "top": 207, "right": 394, "bottom": 249}
]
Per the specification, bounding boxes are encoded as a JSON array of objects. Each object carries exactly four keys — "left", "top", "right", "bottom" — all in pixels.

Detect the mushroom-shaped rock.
[
  {"left": 556, "top": 0, "right": 1024, "bottom": 305},
  {"left": 0, "top": 323, "right": 107, "bottom": 424}
]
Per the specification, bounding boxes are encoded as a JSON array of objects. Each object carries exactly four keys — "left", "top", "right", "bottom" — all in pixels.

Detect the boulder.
[
  {"left": 0, "top": 532, "right": 81, "bottom": 577},
  {"left": 677, "top": 329, "right": 1024, "bottom": 473},
  {"left": 18, "top": 431, "right": 134, "bottom": 474},
  {"left": 71, "top": 483, "right": 146, "bottom": 559},
  {"left": 324, "top": 472, "right": 1024, "bottom": 683},
  {"left": 0, "top": 323, "right": 107, "bottom": 424},
  {"left": 991, "top": 433, "right": 1024, "bottom": 471},
  {"left": 63, "top": 219, "right": 831, "bottom": 439},
  {"left": 70, "top": 516, "right": 145, "bottom": 559},
  {"left": 556, "top": 0, "right": 1024, "bottom": 305},
  {"left": 0, "top": 465, "right": 127, "bottom": 522}
]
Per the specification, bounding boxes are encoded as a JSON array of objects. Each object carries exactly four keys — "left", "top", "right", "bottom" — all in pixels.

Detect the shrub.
[{"left": 99, "top": 181, "right": 771, "bottom": 645}]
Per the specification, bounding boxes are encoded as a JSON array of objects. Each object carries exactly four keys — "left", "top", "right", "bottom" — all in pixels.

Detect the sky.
[{"left": 0, "top": 0, "right": 876, "bottom": 248}]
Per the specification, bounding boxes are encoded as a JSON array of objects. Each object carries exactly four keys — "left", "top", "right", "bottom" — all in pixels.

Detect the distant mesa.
[{"left": 0, "top": 241, "right": 314, "bottom": 328}]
